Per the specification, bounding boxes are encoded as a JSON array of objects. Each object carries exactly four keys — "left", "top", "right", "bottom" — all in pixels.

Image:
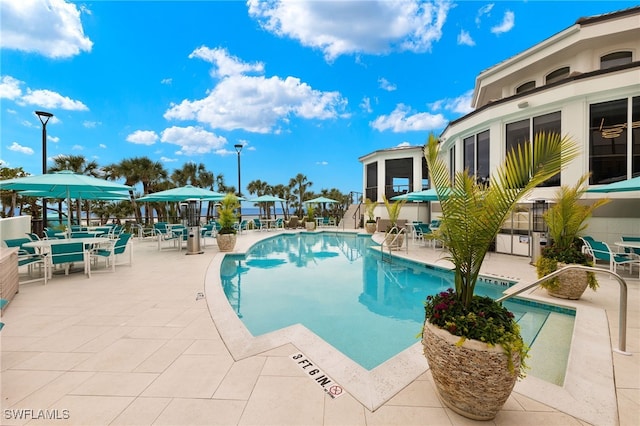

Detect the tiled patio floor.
[{"left": 1, "top": 230, "right": 638, "bottom": 425}]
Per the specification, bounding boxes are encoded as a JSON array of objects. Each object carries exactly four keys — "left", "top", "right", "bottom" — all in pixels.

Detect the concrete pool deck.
[{"left": 1, "top": 229, "right": 638, "bottom": 425}]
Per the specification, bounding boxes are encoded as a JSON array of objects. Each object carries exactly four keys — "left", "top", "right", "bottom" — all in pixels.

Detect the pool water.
[{"left": 220, "top": 232, "right": 574, "bottom": 380}]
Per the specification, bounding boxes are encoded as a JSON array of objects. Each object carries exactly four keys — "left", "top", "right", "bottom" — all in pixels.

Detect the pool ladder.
[
  {"left": 496, "top": 265, "right": 631, "bottom": 355},
  {"left": 380, "top": 226, "right": 408, "bottom": 262}
]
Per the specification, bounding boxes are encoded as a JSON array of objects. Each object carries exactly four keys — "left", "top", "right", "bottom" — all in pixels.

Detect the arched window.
[
  {"left": 545, "top": 67, "right": 570, "bottom": 84},
  {"left": 600, "top": 51, "right": 632, "bottom": 69},
  {"left": 515, "top": 81, "right": 536, "bottom": 94}
]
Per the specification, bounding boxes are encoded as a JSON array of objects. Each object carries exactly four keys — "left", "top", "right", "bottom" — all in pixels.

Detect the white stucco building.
[{"left": 360, "top": 6, "right": 640, "bottom": 256}]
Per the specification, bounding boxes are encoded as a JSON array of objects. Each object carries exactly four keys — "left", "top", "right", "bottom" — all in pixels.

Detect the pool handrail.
[{"left": 496, "top": 264, "right": 630, "bottom": 355}]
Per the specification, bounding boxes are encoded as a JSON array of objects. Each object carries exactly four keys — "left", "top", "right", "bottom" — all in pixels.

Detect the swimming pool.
[{"left": 220, "top": 232, "right": 574, "bottom": 380}]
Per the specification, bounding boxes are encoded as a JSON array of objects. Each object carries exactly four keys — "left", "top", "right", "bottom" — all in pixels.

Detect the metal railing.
[
  {"left": 496, "top": 264, "right": 630, "bottom": 355},
  {"left": 379, "top": 226, "right": 408, "bottom": 260}
]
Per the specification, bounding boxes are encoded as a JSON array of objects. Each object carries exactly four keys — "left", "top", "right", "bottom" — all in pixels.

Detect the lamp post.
[
  {"left": 234, "top": 144, "right": 243, "bottom": 222},
  {"left": 35, "top": 110, "right": 53, "bottom": 230}
]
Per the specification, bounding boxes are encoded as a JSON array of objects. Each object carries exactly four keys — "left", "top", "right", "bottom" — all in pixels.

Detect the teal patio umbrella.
[
  {"left": 0, "top": 170, "right": 132, "bottom": 230},
  {"left": 249, "top": 195, "right": 285, "bottom": 218},
  {"left": 303, "top": 196, "right": 339, "bottom": 204},
  {"left": 391, "top": 188, "right": 448, "bottom": 201},
  {"left": 587, "top": 176, "right": 640, "bottom": 194},
  {"left": 136, "top": 185, "right": 225, "bottom": 202}
]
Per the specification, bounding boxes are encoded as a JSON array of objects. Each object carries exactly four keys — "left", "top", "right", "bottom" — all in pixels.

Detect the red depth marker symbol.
[{"left": 328, "top": 385, "right": 343, "bottom": 396}]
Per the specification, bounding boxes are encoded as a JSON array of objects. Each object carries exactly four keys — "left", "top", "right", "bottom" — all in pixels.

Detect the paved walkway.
[{"left": 1, "top": 230, "right": 638, "bottom": 425}]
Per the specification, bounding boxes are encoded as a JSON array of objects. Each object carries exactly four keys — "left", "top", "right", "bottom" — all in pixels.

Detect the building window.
[
  {"left": 534, "top": 112, "right": 561, "bottom": 187},
  {"left": 385, "top": 158, "right": 412, "bottom": 200},
  {"left": 545, "top": 67, "right": 570, "bottom": 85},
  {"left": 463, "top": 130, "right": 490, "bottom": 185},
  {"left": 463, "top": 135, "right": 475, "bottom": 176},
  {"left": 600, "top": 51, "right": 632, "bottom": 69},
  {"left": 449, "top": 146, "right": 456, "bottom": 183},
  {"left": 506, "top": 112, "right": 562, "bottom": 187},
  {"left": 421, "top": 156, "right": 429, "bottom": 189},
  {"left": 516, "top": 81, "right": 536, "bottom": 94},
  {"left": 477, "top": 130, "right": 490, "bottom": 185},
  {"left": 589, "top": 99, "right": 627, "bottom": 185},
  {"left": 366, "top": 162, "right": 378, "bottom": 201},
  {"left": 633, "top": 96, "right": 640, "bottom": 178}
]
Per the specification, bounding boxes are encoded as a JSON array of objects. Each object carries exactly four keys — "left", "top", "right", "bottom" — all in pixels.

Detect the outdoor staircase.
[{"left": 340, "top": 204, "right": 362, "bottom": 229}]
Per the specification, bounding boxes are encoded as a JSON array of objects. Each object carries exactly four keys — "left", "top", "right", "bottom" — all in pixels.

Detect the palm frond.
[{"left": 424, "top": 132, "right": 579, "bottom": 307}]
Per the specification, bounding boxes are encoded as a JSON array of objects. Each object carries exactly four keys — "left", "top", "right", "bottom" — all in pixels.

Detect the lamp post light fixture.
[
  {"left": 234, "top": 143, "right": 243, "bottom": 222},
  {"left": 35, "top": 110, "right": 53, "bottom": 229}
]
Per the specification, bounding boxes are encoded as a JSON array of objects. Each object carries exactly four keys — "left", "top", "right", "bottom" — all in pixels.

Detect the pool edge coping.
[{"left": 204, "top": 230, "right": 617, "bottom": 424}]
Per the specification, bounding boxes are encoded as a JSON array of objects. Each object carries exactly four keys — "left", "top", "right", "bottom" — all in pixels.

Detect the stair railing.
[{"left": 496, "top": 264, "right": 630, "bottom": 355}]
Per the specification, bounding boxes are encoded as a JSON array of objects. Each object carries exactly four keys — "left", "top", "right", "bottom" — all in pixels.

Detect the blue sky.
[{"left": 1, "top": 0, "right": 636, "bottom": 195}]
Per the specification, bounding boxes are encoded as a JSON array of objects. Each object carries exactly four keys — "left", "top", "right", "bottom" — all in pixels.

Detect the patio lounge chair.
[
  {"left": 47, "top": 241, "right": 91, "bottom": 283},
  {"left": 621, "top": 236, "right": 640, "bottom": 256},
  {"left": 91, "top": 233, "right": 132, "bottom": 272},
  {"left": 234, "top": 220, "right": 249, "bottom": 234},
  {"left": 580, "top": 236, "right": 640, "bottom": 277},
  {"left": 3, "top": 238, "right": 46, "bottom": 282},
  {"left": 253, "top": 218, "right": 265, "bottom": 231},
  {"left": 285, "top": 216, "right": 300, "bottom": 229},
  {"left": 153, "top": 223, "right": 179, "bottom": 251}
]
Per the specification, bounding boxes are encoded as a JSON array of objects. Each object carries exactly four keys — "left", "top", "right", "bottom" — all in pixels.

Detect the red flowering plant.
[{"left": 424, "top": 288, "right": 526, "bottom": 375}]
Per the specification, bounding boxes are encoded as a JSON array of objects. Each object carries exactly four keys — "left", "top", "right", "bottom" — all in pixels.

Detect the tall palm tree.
[
  {"left": 108, "top": 157, "right": 168, "bottom": 224},
  {"left": 425, "top": 132, "right": 579, "bottom": 308},
  {"left": 289, "top": 173, "right": 312, "bottom": 217},
  {"left": 247, "top": 179, "right": 270, "bottom": 218}
]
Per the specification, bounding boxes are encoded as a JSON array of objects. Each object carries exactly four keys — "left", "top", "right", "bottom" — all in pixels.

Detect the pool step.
[
  {"left": 525, "top": 312, "right": 574, "bottom": 385},
  {"left": 515, "top": 310, "right": 550, "bottom": 347}
]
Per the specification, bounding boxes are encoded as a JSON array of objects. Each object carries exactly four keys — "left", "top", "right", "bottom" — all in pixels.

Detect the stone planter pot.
[
  {"left": 216, "top": 233, "right": 237, "bottom": 252},
  {"left": 422, "top": 321, "right": 520, "bottom": 420},
  {"left": 305, "top": 221, "right": 316, "bottom": 231},
  {"left": 365, "top": 222, "right": 377, "bottom": 234},
  {"left": 546, "top": 262, "right": 589, "bottom": 300}
]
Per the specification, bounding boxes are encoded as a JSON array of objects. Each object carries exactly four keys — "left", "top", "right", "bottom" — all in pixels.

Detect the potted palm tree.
[
  {"left": 305, "top": 204, "right": 316, "bottom": 231},
  {"left": 364, "top": 198, "right": 377, "bottom": 234},
  {"left": 535, "top": 174, "right": 609, "bottom": 299},
  {"left": 382, "top": 195, "right": 406, "bottom": 249},
  {"left": 216, "top": 193, "right": 239, "bottom": 252},
  {"left": 422, "top": 132, "right": 578, "bottom": 420}
]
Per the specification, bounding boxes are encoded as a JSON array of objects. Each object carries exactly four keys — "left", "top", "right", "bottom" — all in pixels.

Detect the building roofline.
[{"left": 443, "top": 61, "right": 640, "bottom": 137}]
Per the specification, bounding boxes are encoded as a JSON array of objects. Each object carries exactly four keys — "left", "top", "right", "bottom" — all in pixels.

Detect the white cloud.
[
  {"left": 430, "top": 90, "right": 474, "bottom": 115},
  {"left": 48, "top": 135, "right": 59, "bottom": 143},
  {"left": 475, "top": 4, "right": 494, "bottom": 26},
  {"left": 370, "top": 104, "right": 447, "bottom": 132},
  {"left": 20, "top": 89, "right": 88, "bottom": 110},
  {"left": 161, "top": 78, "right": 172, "bottom": 85},
  {"left": 360, "top": 97, "right": 372, "bottom": 113},
  {"left": 491, "top": 11, "right": 514, "bottom": 35},
  {"left": 160, "top": 126, "right": 228, "bottom": 156},
  {"left": 160, "top": 156, "right": 178, "bottom": 163},
  {"left": 457, "top": 30, "right": 475, "bottom": 46},
  {"left": 0, "top": 75, "right": 23, "bottom": 99},
  {"left": 8, "top": 142, "right": 34, "bottom": 155},
  {"left": 126, "top": 130, "right": 159, "bottom": 145},
  {"left": 396, "top": 141, "right": 411, "bottom": 147},
  {"left": 247, "top": 0, "right": 452, "bottom": 61},
  {"left": 83, "top": 120, "right": 100, "bottom": 128},
  {"left": 378, "top": 77, "right": 397, "bottom": 92},
  {"left": 165, "top": 48, "right": 348, "bottom": 133},
  {"left": 99, "top": 143, "right": 106, "bottom": 149},
  {"left": 0, "top": 0, "right": 93, "bottom": 58},
  {"left": 71, "top": 145, "right": 84, "bottom": 151},
  {"left": 316, "top": 161, "right": 328, "bottom": 166},
  {"left": 189, "top": 46, "right": 264, "bottom": 78}
]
